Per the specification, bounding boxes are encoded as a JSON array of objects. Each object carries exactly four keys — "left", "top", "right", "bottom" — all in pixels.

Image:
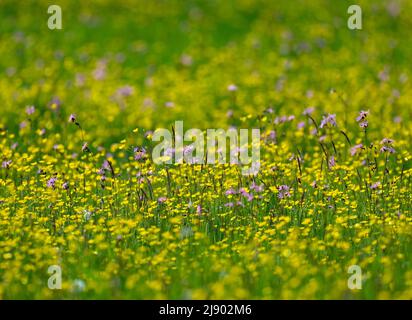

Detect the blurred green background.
[{"left": 0, "top": 0, "right": 410, "bottom": 148}]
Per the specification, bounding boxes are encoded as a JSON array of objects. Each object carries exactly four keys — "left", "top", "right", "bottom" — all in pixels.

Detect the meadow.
[{"left": 0, "top": 0, "right": 411, "bottom": 299}]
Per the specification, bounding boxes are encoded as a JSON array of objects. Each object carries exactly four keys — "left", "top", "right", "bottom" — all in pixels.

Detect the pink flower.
[
  {"left": 356, "top": 110, "right": 369, "bottom": 122},
  {"left": 319, "top": 114, "right": 337, "bottom": 128},
  {"left": 158, "top": 197, "right": 167, "bottom": 203},
  {"left": 82, "top": 142, "right": 90, "bottom": 152},
  {"left": 93, "top": 61, "right": 107, "bottom": 80},
  {"left": 196, "top": 205, "right": 202, "bottom": 215},
  {"left": 239, "top": 188, "right": 253, "bottom": 202},
  {"left": 356, "top": 110, "right": 369, "bottom": 128},
  {"left": 380, "top": 146, "right": 395, "bottom": 154},
  {"left": 116, "top": 85, "right": 134, "bottom": 97},
  {"left": 380, "top": 138, "right": 395, "bottom": 154},
  {"left": 134, "top": 147, "right": 147, "bottom": 160},
  {"left": 19, "top": 121, "right": 27, "bottom": 129},
  {"left": 250, "top": 182, "right": 264, "bottom": 193},
  {"left": 370, "top": 182, "right": 381, "bottom": 190},
  {"left": 2, "top": 160, "right": 12, "bottom": 169},
  {"left": 328, "top": 156, "right": 336, "bottom": 168},
  {"left": 47, "top": 177, "right": 57, "bottom": 189},
  {"left": 350, "top": 144, "right": 363, "bottom": 156},
  {"left": 25, "top": 105, "right": 35, "bottom": 116},
  {"left": 180, "top": 54, "right": 193, "bottom": 66},
  {"left": 225, "top": 188, "right": 237, "bottom": 196},
  {"left": 380, "top": 138, "right": 394, "bottom": 145},
  {"left": 303, "top": 107, "right": 315, "bottom": 115},
  {"left": 227, "top": 84, "right": 238, "bottom": 92},
  {"left": 277, "top": 185, "right": 291, "bottom": 199},
  {"left": 359, "top": 121, "right": 368, "bottom": 128},
  {"left": 69, "top": 114, "right": 76, "bottom": 123}
]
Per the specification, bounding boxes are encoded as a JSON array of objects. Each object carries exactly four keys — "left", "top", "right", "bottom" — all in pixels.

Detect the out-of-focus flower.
[
  {"left": 378, "top": 68, "right": 389, "bottom": 82},
  {"left": 239, "top": 188, "right": 253, "bottom": 202},
  {"left": 370, "top": 182, "right": 381, "bottom": 190},
  {"left": 158, "top": 197, "right": 167, "bottom": 203},
  {"left": 350, "top": 144, "right": 363, "bottom": 156},
  {"left": 69, "top": 114, "right": 76, "bottom": 123},
  {"left": 25, "top": 105, "right": 35, "bottom": 116},
  {"left": 102, "top": 160, "right": 111, "bottom": 171},
  {"left": 393, "top": 116, "right": 402, "bottom": 123},
  {"left": 319, "top": 114, "right": 336, "bottom": 128},
  {"left": 116, "top": 85, "right": 134, "bottom": 97},
  {"left": 297, "top": 121, "right": 305, "bottom": 129},
  {"left": 303, "top": 106, "right": 315, "bottom": 115},
  {"left": 196, "top": 205, "right": 202, "bottom": 215},
  {"left": 225, "top": 188, "right": 237, "bottom": 196},
  {"left": 165, "top": 101, "right": 175, "bottom": 108},
  {"left": 2, "top": 160, "right": 12, "bottom": 169},
  {"left": 359, "top": 121, "right": 368, "bottom": 128},
  {"left": 268, "top": 130, "right": 276, "bottom": 143},
  {"left": 180, "top": 54, "right": 193, "bottom": 66},
  {"left": 381, "top": 138, "right": 394, "bottom": 145},
  {"left": 328, "top": 156, "right": 336, "bottom": 168},
  {"left": 386, "top": 1, "right": 400, "bottom": 17},
  {"left": 250, "top": 182, "right": 264, "bottom": 193},
  {"left": 380, "top": 146, "right": 396, "bottom": 154},
  {"left": 19, "top": 121, "right": 28, "bottom": 129},
  {"left": 82, "top": 142, "right": 90, "bottom": 152},
  {"left": 75, "top": 73, "right": 85, "bottom": 86},
  {"left": 164, "top": 148, "right": 175, "bottom": 158},
  {"left": 48, "top": 97, "right": 61, "bottom": 112},
  {"left": 93, "top": 61, "right": 107, "bottom": 80}
]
